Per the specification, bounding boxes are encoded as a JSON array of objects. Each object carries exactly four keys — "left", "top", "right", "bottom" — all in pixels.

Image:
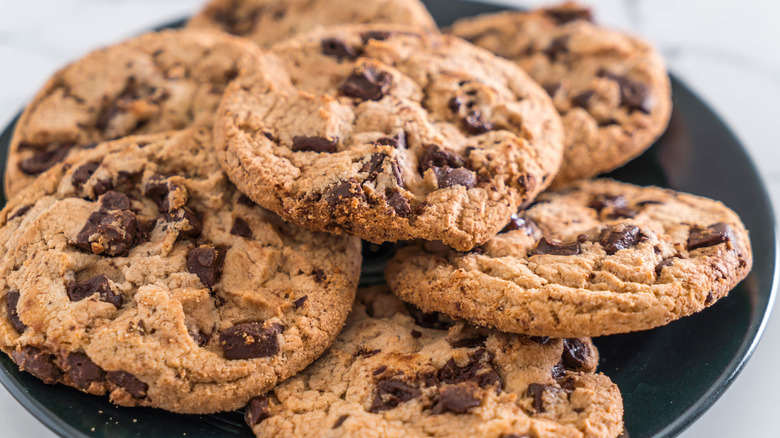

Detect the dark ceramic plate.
[{"left": 0, "top": 1, "right": 777, "bottom": 437}]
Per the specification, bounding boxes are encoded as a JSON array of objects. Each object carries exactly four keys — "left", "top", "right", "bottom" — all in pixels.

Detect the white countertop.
[{"left": 0, "top": 0, "right": 778, "bottom": 436}]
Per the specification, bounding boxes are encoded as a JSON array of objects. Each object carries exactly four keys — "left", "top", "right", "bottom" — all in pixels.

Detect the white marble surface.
[{"left": 0, "top": 0, "right": 778, "bottom": 436}]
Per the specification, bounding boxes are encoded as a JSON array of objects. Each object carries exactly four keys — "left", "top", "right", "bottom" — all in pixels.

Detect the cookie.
[
  {"left": 386, "top": 179, "right": 752, "bottom": 337},
  {"left": 5, "top": 28, "right": 262, "bottom": 199},
  {"left": 448, "top": 2, "right": 672, "bottom": 188},
  {"left": 187, "top": 0, "right": 437, "bottom": 48},
  {"left": 244, "top": 286, "right": 623, "bottom": 438},
  {"left": 0, "top": 126, "right": 361, "bottom": 413},
  {"left": 216, "top": 25, "right": 564, "bottom": 251}
]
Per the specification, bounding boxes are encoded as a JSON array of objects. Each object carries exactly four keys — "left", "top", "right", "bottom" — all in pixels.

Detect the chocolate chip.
[
  {"left": 12, "top": 346, "right": 61, "bottom": 384},
  {"left": 106, "top": 371, "right": 147, "bottom": 398},
  {"left": 502, "top": 214, "right": 536, "bottom": 234},
  {"left": 333, "top": 414, "right": 349, "bottom": 428},
  {"left": 571, "top": 90, "right": 594, "bottom": 108},
  {"left": 144, "top": 175, "right": 185, "bottom": 213},
  {"left": 543, "top": 82, "right": 562, "bottom": 97},
  {"left": 6, "top": 291, "right": 26, "bottom": 333},
  {"left": 321, "top": 38, "right": 358, "bottom": 60},
  {"left": 67, "top": 274, "right": 123, "bottom": 308},
  {"left": 361, "top": 30, "right": 391, "bottom": 43},
  {"left": 526, "top": 383, "right": 548, "bottom": 412},
  {"left": 8, "top": 204, "right": 33, "bottom": 220},
  {"left": 99, "top": 191, "right": 131, "bottom": 211},
  {"left": 164, "top": 207, "right": 203, "bottom": 239},
  {"left": 419, "top": 144, "right": 465, "bottom": 172},
  {"left": 410, "top": 329, "right": 422, "bottom": 339},
  {"left": 462, "top": 110, "right": 494, "bottom": 134},
  {"left": 438, "top": 348, "right": 501, "bottom": 390},
  {"left": 373, "top": 365, "right": 388, "bottom": 376},
  {"left": 361, "top": 153, "right": 387, "bottom": 181},
  {"left": 369, "top": 378, "right": 421, "bottom": 412},
  {"left": 387, "top": 191, "right": 411, "bottom": 217},
  {"left": 339, "top": 66, "right": 390, "bottom": 101},
  {"left": 449, "top": 96, "right": 463, "bottom": 113},
  {"left": 543, "top": 4, "right": 593, "bottom": 24},
  {"left": 687, "top": 223, "right": 733, "bottom": 251},
  {"left": 238, "top": 194, "right": 255, "bottom": 206},
  {"left": 544, "top": 36, "right": 569, "bottom": 60},
  {"left": 561, "top": 339, "right": 590, "bottom": 370},
  {"left": 187, "top": 326, "right": 208, "bottom": 346},
  {"left": 187, "top": 245, "right": 226, "bottom": 288},
  {"left": 292, "top": 295, "right": 308, "bottom": 309},
  {"left": 230, "top": 217, "right": 252, "bottom": 238},
  {"left": 220, "top": 323, "right": 283, "bottom": 360},
  {"left": 529, "top": 336, "right": 550, "bottom": 345},
  {"left": 325, "top": 179, "right": 366, "bottom": 207},
  {"left": 431, "top": 384, "right": 481, "bottom": 415},
  {"left": 211, "top": 4, "right": 262, "bottom": 36},
  {"left": 449, "top": 336, "right": 487, "bottom": 349},
  {"left": 655, "top": 257, "right": 675, "bottom": 276},
  {"left": 417, "top": 371, "right": 440, "bottom": 388},
  {"left": 435, "top": 167, "right": 477, "bottom": 189},
  {"left": 589, "top": 194, "right": 637, "bottom": 219},
  {"left": 551, "top": 361, "right": 566, "bottom": 381},
  {"left": 292, "top": 136, "right": 338, "bottom": 153},
  {"left": 71, "top": 161, "right": 100, "bottom": 189},
  {"left": 18, "top": 142, "right": 75, "bottom": 175},
  {"left": 245, "top": 395, "right": 272, "bottom": 427},
  {"left": 375, "top": 131, "right": 407, "bottom": 149},
  {"left": 95, "top": 77, "right": 167, "bottom": 134},
  {"left": 313, "top": 269, "right": 326, "bottom": 283},
  {"left": 65, "top": 352, "right": 105, "bottom": 389},
  {"left": 75, "top": 210, "right": 137, "bottom": 256},
  {"left": 532, "top": 237, "right": 580, "bottom": 256},
  {"left": 404, "top": 303, "right": 454, "bottom": 330},
  {"left": 600, "top": 71, "right": 651, "bottom": 113},
  {"left": 598, "top": 224, "right": 643, "bottom": 255}
]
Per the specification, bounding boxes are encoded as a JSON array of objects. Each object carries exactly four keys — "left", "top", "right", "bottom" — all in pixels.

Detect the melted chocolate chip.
[
  {"left": 75, "top": 210, "right": 137, "bottom": 256},
  {"left": 419, "top": 144, "right": 466, "bottom": 172},
  {"left": 561, "top": 339, "right": 590, "bottom": 370},
  {"left": 502, "top": 214, "right": 536, "bottom": 234},
  {"left": 99, "top": 191, "right": 131, "bottom": 211},
  {"left": 18, "top": 142, "right": 75, "bottom": 175},
  {"left": 333, "top": 414, "right": 349, "bottom": 428},
  {"left": 230, "top": 217, "right": 252, "bottom": 238},
  {"left": 106, "top": 371, "right": 147, "bottom": 398},
  {"left": 6, "top": 291, "right": 26, "bottom": 333},
  {"left": 293, "top": 295, "right": 308, "bottom": 309},
  {"left": 220, "top": 323, "right": 283, "bottom": 360},
  {"left": 532, "top": 237, "right": 580, "bottom": 256},
  {"left": 600, "top": 71, "right": 651, "bottom": 113},
  {"left": 387, "top": 191, "right": 411, "bottom": 217},
  {"left": 12, "top": 346, "right": 61, "bottom": 384},
  {"left": 8, "top": 204, "right": 33, "bottom": 220},
  {"left": 339, "top": 66, "right": 390, "bottom": 101},
  {"left": 187, "top": 245, "right": 226, "bottom": 288},
  {"left": 462, "top": 110, "right": 494, "bottom": 134},
  {"left": 543, "top": 4, "right": 593, "bottom": 24},
  {"left": 571, "top": 90, "right": 594, "bottom": 108},
  {"left": 598, "top": 224, "right": 643, "bottom": 255},
  {"left": 321, "top": 38, "right": 358, "bottom": 60},
  {"left": 526, "top": 383, "right": 548, "bottom": 412},
  {"left": 71, "top": 161, "right": 100, "bottom": 189},
  {"left": 434, "top": 167, "right": 477, "bottom": 189},
  {"left": 325, "top": 179, "right": 366, "bottom": 207},
  {"left": 687, "top": 223, "right": 733, "bottom": 251},
  {"left": 245, "top": 395, "right": 271, "bottom": 426},
  {"left": 292, "top": 136, "right": 338, "bottom": 153},
  {"left": 67, "top": 274, "right": 123, "bottom": 308},
  {"left": 164, "top": 207, "right": 203, "bottom": 239},
  {"left": 369, "top": 378, "right": 421, "bottom": 412},
  {"left": 65, "top": 352, "right": 105, "bottom": 389},
  {"left": 431, "top": 384, "right": 481, "bottom": 415}
]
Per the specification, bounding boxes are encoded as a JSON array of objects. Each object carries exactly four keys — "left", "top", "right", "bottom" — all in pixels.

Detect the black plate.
[{"left": 0, "top": 1, "right": 777, "bottom": 437}]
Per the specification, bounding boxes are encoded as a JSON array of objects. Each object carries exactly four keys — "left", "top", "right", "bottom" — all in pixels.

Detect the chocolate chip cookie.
[
  {"left": 5, "top": 28, "right": 261, "bottom": 199},
  {"left": 216, "top": 25, "right": 564, "bottom": 251},
  {"left": 187, "top": 0, "right": 437, "bottom": 48},
  {"left": 244, "top": 286, "right": 623, "bottom": 437},
  {"left": 448, "top": 2, "right": 672, "bottom": 188},
  {"left": 0, "top": 126, "right": 361, "bottom": 413},
  {"left": 386, "top": 179, "right": 752, "bottom": 337}
]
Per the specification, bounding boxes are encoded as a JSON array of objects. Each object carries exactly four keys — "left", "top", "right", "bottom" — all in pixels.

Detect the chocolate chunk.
[
  {"left": 571, "top": 90, "right": 594, "bottom": 108},
  {"left": 361, "top": 153, "right": 387, "bottom": 180},
  {"left": 245, "top": 395, "right": 272, "bottom": 427},
  {"left": 325, "top": 179, "right": 366, "bottom": 207},
  {"left": 71, "top": 161, "right": 100, "bottom": 189},
  {"left": 589, "top": 194, "right": 637, "bottom": 219},
  {"left": 99, "top": 191, "right": 131, "bottom": 211},
  {"left": 419, "top": 144, "right": 466, "bottom": 172},
  {"left": 220, "top": 322, "right": 283, "bottom": 360},
  {"left": 93, "top": 178, "right": 115, "bottom": 197},
  {"left": 373, "top": 365, "right": 388, "bottom": 376},
  {"left": 339, "top": 66, "right": 390, "bottom": 101},
  {"left": 369, "top": 378, "right": 421, "bottom": 412},
  {"left": 9, "top": 204, "right": 33, "bottom": 220},
  {"left": 687, "top": 223, "right": 733, "bottom": 251},
  {"left": 187, "top": 326, "right": 208, "bottom": 347},
  {"left": 75, "top": 210, "right": 137, "bottom": 256},
  {"left": 532, "top": 237, "right": 580, "bottom": 256},
  {"left": 462, "top": 110, "right": 494, "bottom": 134},
  {"left": 502, "top": 214, "right": 536, "bottom": 234},
  {"left": 12, "top": 346, "right": 61, "bottom": 384},
  {"left": 361, "top": 30, "right": 391, "bottom": 43},
  {"left": 65, "top": 352, "right": 105, "bottom": 389},
  {"left": 6, "top": 291, "right": 26, "bottom": 333},
  {"left": 561, "top": 339, "right": 590, "bottom": 370},
  {"left": 293, "top": 295, "right": 308, "bottom": 309},
  {"left": 655, "top": 257, "right": 675, "bottom": 276},
  {"left": 432, "top": 384, "right": 481, "bottom": 415},
  {"left": 333, "top": 414, "right": 349, "bottom": 428},
  {"left": 526, "top": 383, "right": 548, "bottom": 412},
  {"left": 404, "top": 303, "right": 453, "bottom": 330},
  {"left": 144, "top": 175, "right": 185, "bottom": 213},
  {"left": 600, "top": 71, "right": 651, "bottom": 113},
  {"left": 387, "top": 191, "right": 411, "bottom": 217},
  {"left": 410, "top": 329, "right": 422, "bottom": 339},
  {"left": 543, "top": 4, "right": 593, "bottom": 24},
  {"left": 449, "top": 96, "right": 463, "bottom": 113},
  {"left": 230, "top": 217, "right": 252, "bottom": 238},
  {"left": 321, "top": 38, "right": 358, "bottom": 60},
  {"left": 417, "top": 371, "right": 440, "bottom": 388},
  {"left": 164, "top": 207, "right": 203, "bottom": 239},
  {"left": 106, "top": 370, "right": 147, "bottom": 398},
  {"left": 438, "top": 349, "right": 501, "bottom": 390},
  {"left": 434, "top": 167, "right": 477, "bottom": 189},
  {"left": 544, "top": 36, "right": 569, "bottom": 60},
  {"left": 292, "top": 136, "right": 338, "bottom": 153},
  {"left": 598, "top": 224, "right": 643, "bottom": 255},
  {"left": 187, "top": 245, "right": 226, "bottom": 288},
  {"left": 67, "top": 274, "right": 123, "bottom": 308},
  {"left": 18, "top": 142, "right": 75, "bottom": 175}
]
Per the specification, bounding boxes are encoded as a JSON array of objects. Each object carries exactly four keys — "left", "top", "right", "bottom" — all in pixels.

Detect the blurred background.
[{"left": 0, "top": 0, "right": 778, "bottom": 436}]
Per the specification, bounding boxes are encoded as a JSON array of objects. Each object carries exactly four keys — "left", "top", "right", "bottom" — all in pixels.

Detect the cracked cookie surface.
[
  {"left": 448, "top": 2, "right": 671, "bottom": 188},
  {"left": 245, "top": 286, "right": 623, "bottom": 438},
  {"left": 386, "top": 179, "right": 752, "bottom": 337},
  {"left": 5, "top": 28, "right": 261, "bottom": 199},
  {"left": 187, "top": 0, "right": 437, "bottom": 48},
  {"left": 216, "top": 25, "right": 564, "bottom": 251},
  {"left": 0, "top": 127, "right": 361, "bottom": 413}
]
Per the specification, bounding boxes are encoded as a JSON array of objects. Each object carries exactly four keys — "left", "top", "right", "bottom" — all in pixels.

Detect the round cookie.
[
  {"left": 0, "top": 127, "right": 361, "bottom": 414},
  {"left": 5, "top": 28, "right": 262, "bottom": 199},
  {"left": 244, "top": 286, "right": 623, "bottom": 438},
  {"left": 448, "top": 2, "right": 672, "bottom": 188},
  {"left": 386, "top": 179, "right": 752, "bottom": 337},
  {"left": 216, "top": 25, "right": 564, "bottom": 251},
  {"left": 187, "top": 0, "right": 437, "bottom": 48}
]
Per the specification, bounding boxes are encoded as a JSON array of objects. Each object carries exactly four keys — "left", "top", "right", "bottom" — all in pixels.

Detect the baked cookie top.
[
  {"left": 216, "top": 25, "right": 564, "bottom": 251},
  {"left": 5, "top": 28, "right": 261, "bottom": 199},
  {"left": 245, "top": 286, "right": 623, "bottom": 438},
  {"left": 0, "top": 127, "right": 361, "bottom": 414},
  {"left": 448, "top": 2, "right": 672, "bottom": 188},
  {"left": 386, "top": 179, "right": 752, "bottom": 337},
  {"left": 187, "top": 0, "right": 437, "bottom": 48}
]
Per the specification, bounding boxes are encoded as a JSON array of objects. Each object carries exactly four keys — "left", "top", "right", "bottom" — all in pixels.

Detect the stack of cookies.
[{"left": 0, "top": 1, "right": 752, "bottom": 437}]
